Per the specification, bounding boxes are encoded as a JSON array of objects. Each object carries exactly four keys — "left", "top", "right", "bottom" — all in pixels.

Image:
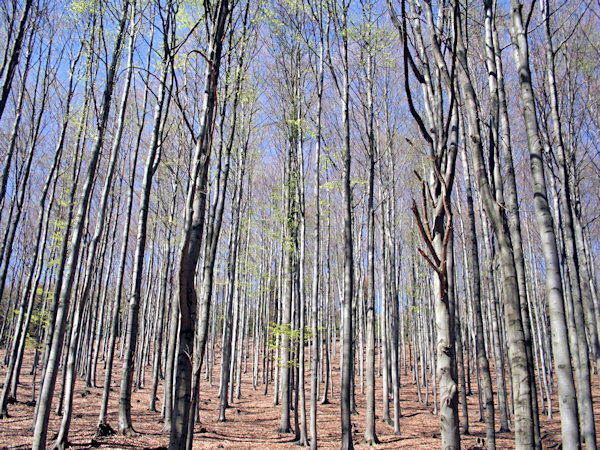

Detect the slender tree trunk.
[
  {"left": 32, "top": 5, "right": 130, "bottom": 446},
  {"left": 0, "top": 48, "right": 69, "bottom": 415},
  {"left": 456, "top": 5, "right": 535, "bottom": 444},
  {"left": 0, "top": 0, "right": 33, "bottom": 123},
  {"left": 149, "top": 211, "right": 176, "bottom": 412},
  {"left": 218, "top": 158, "right": 246, "bottom": 422},
  {"left": 458, "top": 123, "right": 495, "bottom": 448},
  {"left": 119, "top": 33, "right": 170, "bottom": 434},
  {"left": 362, "top": 42, "right": 379, "bottom": 447},
  {"left": 542, "top": 1, "right": 593, "bottom": 445},
  {"left": 296, "top": 81, "right": 309, "bottom": 446},
  {"left": 169, "top": 2, "right": 230, "bottom": 447},
  {"left": 508, "top": 1, "right": 581, "bottom": 447},
  {"left": 338, "top": 5, "right": 353, "bottom": 447},
  {"left": 309, "top": 12, "right": 324, "bottom": 448}
]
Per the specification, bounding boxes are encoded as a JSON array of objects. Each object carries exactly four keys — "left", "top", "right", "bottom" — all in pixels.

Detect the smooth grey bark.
[
  {"left": 480, "top": 212, "right": 511, "bottom": 430},
  {"left": 169, "top": 1, "right": 231, "bottom": 447},
  {"left": 97, "top": 40, "right": 150, "bottom": 431},
  {"left": 0, "top": 31, "right": 32, "bottom": 212},
  {"left": 380, "top": 243, "right": 391, "bottom": 422},
  {"left": 89, "top": 193, "right": 120, "bottom": 389},
  {"left": 277, "top": 114, "right": 297, "bottom": 436},
  {"left": 362, "top": 29, "right": 379, "bottom": 446},
  {"left": 448, "top": 229, "right": 468, "bottom": 436},
  {"left": 32, "top": 4, "right": 130, "bottom": 447},
  {"left": 218, "top": 153, "right": 247, "bottom": 422},
  {"left": 276, "top": 12, "right": 305, "bottom": 434},
  {"left": 508, "top": 0, "right": 581, "bottom": 447},
  {"left": 37, "top": 72, "right": 90, "bottom": 422},
  {"left": 55, "top": 197, "right": 118, "bottom": 450},
  {"left": 334, "top": 3, "right": 353, "bottom": 447},
  {"left": 321, "top": 193, "right": 332, "bottom": 405},
  {"left": 541, "top": 1, "right": 592, "bottom": 445},
  {"left": 488, "top": 7, "right": 541, "bottom": 444},
  {"left": 389, "top": 0, "right": 460, "bottom": 446},
  {"left": 0, "top": 35, "right": 49, "bottom": 349},
  {"left": 295, "top": 74, "right": 309, "bottom": 446},
  {"left": 309, "top": 5, "right": 324, "bottom": 447},
  {"left": 455, "top": 4, "right": 536, "bottom": 445},
  {"left": 387, "top": 177, "right": 401, "bottom": 435},
  {"left": 162, "top": 277, "right": 179, "bottom": 430},
  {"left": 149, "top": 195, "right": 177, "bottom": 413},
  {"left": 56, "top": 9, "right": 135, "bottom": 445},
  {"left": 572, "top": 196, "right": 600, "bottom": 379},
  {"left": 196, "top": 6, "right": 250, "bottom": 428},
  {"left": 458, "top": 125, "right": 495, "bottom": 448},
  {"left": 118, "top": 28, "right": 170, "bottom": 434}
]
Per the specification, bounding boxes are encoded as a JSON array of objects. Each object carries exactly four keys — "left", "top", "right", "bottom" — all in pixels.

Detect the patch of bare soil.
[{"left": 0, "top": 343, "right": 597, "bottom": 449}]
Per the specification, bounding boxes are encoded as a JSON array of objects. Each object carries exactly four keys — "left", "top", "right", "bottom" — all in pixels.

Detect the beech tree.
[
  {"left": 170, "top": 0, "right": 232, "bottom": 447},
  {"left": 0, "top": 1, "right": 599, "bottom": 449},
  {"left": 32, "top": 3, "right": 131, "bottom": 446}
]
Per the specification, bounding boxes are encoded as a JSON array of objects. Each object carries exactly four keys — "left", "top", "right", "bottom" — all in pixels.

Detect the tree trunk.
[
  {"left": 508, "top": 1, "right": 581, "bottom": 446},
  {"left": 169, "top": 1, "right": 230, "bottom": 447},
  {"left": 119, "top": 33, "right": 170, "bottom": 434},
  {"left": 458, "top": 123, "right": 495, "bottom": 448},
  {"left": 32, "top": 5, "right": 130, "bottom": 446}
]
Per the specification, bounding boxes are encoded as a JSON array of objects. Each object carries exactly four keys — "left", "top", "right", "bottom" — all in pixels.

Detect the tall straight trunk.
[
  {"left": 321, "top": 187, "right": 332, "bottom": 405},
  {"left": 188, "top": 3, "right": 250, "bottom": 432},
  {"left": 54, "top": 9, "right": 135, "bottom": 445},
  {"left": 0, "top": 37, "right": 49, "bottom": 342},
  {"left": 218, "top": 159, "right": 246, "bottom": 422},
  {"left": 508, "top": 1, "right": 581, "bottom": 447},
  {"left": 89, "top": 194, "right": 120, "bottom": 388},
  {"left": 162, "top": 277, "right": 179, "bottom": 429},
  {"left": 273, "top": 235, "right": 283, "bottom": 405},
  {"left": 12, "top": 177, "right": 58, "bottom": 394},
  {"left": 388, "top": 174, "right": 401, "bottom": 435},
  {"left": 338, "top": 5, "right": 353, "bottom": 447},
  {"left": 0, "top": 46, "right": 70, "bottom": 415},
  {"left": 572, "top": 198, "right": 600, "bottom": 377},
  {"left": 481, "top": 217, "right": 511, "bottom": 429},
  {"left": 170, "top": 1, "right": 230, "bottom": 447},
  {"left": 489, "top": 6, "right": 541, "bottom": 444},
  {"left": 277, "top": 130, "right": 296, "bottom": 435},
  {"left": 381, "top": 248, "right": 391, "bottom": 421},
  {"left": 149, "top": 207, "right": 176, "bottom": 412},
  {"left": 32, "top": 5, "right": 130, "bottom": 447},
  {"left": 448, "top": 229, "right": 468, "bottom": 435},
  {"left": 458, "top": 125, "right": 495, "bottom": 448},
  {"left": 296, "top": 85, "right": 309, "bottom": 446},
  {"left": 362, "top": 42, "right": 378, "bottom": 447},
  {"left": 0, "top": 32, "right": 32, "bottom": 212},
  {"left": 97, "top": 39, "right": 149, "bottom": 431},
  {"left": 309, "top": 11, "right": 324, "bottom": 448},
  {"left": 119, "top": 34, "right": 170, "bottom": 434},
  {"left": 542, "top": 1, "right": 593, "bottom": 445},
  {"left": 455, "top": 5, "right": 535, "bottom": 445},
  {"left": 55, "top": 193, "right": 118, "bottom": 450},
  {"left": 38, "top": 74, "right": 90, "bottom": 414},
  {"left": 388, "top": 1, "right": 459, "bottom": 445}
]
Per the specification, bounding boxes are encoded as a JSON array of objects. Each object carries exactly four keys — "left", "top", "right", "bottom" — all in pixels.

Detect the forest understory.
[{"left": 0, "top": 343, "right": 594, "bottom": 449}]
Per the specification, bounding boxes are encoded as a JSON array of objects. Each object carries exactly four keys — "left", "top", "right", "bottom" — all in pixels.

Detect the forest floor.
[{"left": 0, "top": 344, "right": 598, "bottom": 449}]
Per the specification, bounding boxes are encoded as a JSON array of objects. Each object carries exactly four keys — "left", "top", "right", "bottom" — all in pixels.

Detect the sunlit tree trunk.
[
  {"left": 508, "top": 1, "right": 581, "bottom": 446},
  {"left": 32, "top": 4, "right": 130, "bottom": 447},
  {"left": 169, "top": 1, "right": 231, "bottom": 447},
  {"left": 119, "top": 26, "right": 171, "bottom": 434}
]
